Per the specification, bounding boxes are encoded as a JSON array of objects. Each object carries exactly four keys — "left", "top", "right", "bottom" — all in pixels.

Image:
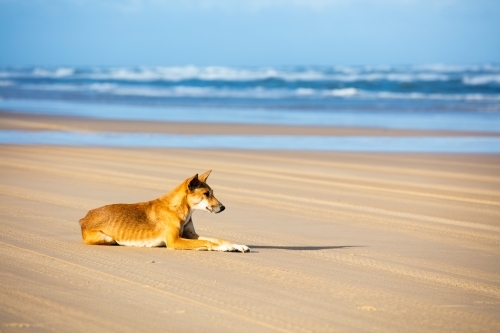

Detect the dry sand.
[{"left": 1, "top": 114, "right": 500, "bottom": 332}]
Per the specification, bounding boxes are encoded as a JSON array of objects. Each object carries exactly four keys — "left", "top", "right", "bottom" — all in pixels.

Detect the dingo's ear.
[
  {"left": 198, "top": 170, "right": 212, "bottom": 182},
  {"left": 187, "top": 174, "right": 199, "bottom": 191}
]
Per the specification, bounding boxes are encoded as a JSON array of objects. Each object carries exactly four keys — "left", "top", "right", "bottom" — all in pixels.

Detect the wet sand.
[
  {"left": 2, "top": 110, "right": 500, "bottom": 136},
  {"left": 1, "top": 113, "right": 500, "bottom": 332}
]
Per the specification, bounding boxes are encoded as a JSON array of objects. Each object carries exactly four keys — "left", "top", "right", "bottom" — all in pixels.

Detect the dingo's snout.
[
  {"left": 206, "top": 198, "right": 224, "bottom": 213},
  {"left": 213, "top": 203, "right": 225, "bottom": 214}
]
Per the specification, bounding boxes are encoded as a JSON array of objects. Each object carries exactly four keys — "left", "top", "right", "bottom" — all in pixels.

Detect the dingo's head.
[{"left": 186, "top": 170, "right": 225, "bottom": 214}]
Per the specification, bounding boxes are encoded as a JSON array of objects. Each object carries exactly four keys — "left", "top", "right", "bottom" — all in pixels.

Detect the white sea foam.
[
  {"left": 105, "top": 86, "right": 364, "bottom": 99},
  {"left": 32, "top": 67, "right": 75, "bottom": 78},
  {"left": 22, "top": 82, "right": 119, "bottom": 94},
  {"left": 325, "top": 88, "right": 358, "bottom": 97},
  {"left": 306, "top": 73, "right": 450, "bottom": 83},
  {"left": 295, "top": 88, "right": 315, "bottom": 96},
  {"left": 414, "top": 64, "right": 477, "bottom": 73},
  {"left": 87, "top": 66, "right": 454, "bottom": 83},
  {"left": 88, "top": 83, "right": 116, "bottom": 92},
  {"left": 89, "top": 85, "right": 281, "bottom": 99},
  {"left": 332, "top": 66, "right": 358, "bottom": 74},
  {"left": 12, "top": 80, "right": 500, "bottom": 102},
  {"left": 295, "top": 87, "right": 358, "bottom": 97},
  {"left": 3, "top": 65, "right": 499, "bottom": 84},
  {"left": 463, "top": 75, "right": 500, "bottom": 85},
  {"left": 87, "top": 66, "right": 329, "bottom": 82},
  {"left": 2, "top": 65, "right": 500, "bottom": 84},
  {"left": 22, "top": 83, "right": 81, "bottom": 91},
  {"left": 482, "top": 64, "right": 500, "bottom": 72},
  {"left": 113, "top": 86, "right": 212, "bottom": 98},
  {"left": 413, "top": 63, "right": 500, "bottom": 73},
  {"left": 0, "top": 70, "right": 27, "bottom": 78},
  {"left": 375, "top": 91, "right": 500, "bottom": 101}
]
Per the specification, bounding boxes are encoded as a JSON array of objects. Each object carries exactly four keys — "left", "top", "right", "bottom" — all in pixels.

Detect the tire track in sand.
[
  {"left": 1, "top": 159, "right": 499, "bottom": 233},
  {"left": 0, "top": 241, "right": 297, "bottom": 333}
]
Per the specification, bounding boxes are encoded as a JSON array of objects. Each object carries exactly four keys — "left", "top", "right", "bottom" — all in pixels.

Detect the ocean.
[
  {"left": 1, "top": 64, "right": 500, "bottom": 112},
  {"left": 1, "top": 64, "right": 500, "bottom": 152}
]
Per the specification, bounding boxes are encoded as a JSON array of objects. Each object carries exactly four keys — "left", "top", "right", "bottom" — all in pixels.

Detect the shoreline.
[{"left": 2, "top": 110, "right": 500, "bottom": 137}]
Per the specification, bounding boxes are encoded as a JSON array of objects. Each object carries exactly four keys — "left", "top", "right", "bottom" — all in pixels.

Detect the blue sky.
[{"left": 0, "top": 0, "right": 499, "bottom": 67}]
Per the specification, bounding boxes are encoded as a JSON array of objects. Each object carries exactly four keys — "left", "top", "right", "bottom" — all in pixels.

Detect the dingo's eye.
[{"left": 204, "top": 191, "right": 210, "bottom": 197}]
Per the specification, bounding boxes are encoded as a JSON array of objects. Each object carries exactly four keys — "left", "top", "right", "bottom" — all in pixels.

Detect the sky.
[{"left": 0, "top": 0, "right": 499, "bottom": 67}]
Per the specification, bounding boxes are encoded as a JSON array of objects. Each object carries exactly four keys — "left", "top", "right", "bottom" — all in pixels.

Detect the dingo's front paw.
[
  {"left": 214, "top": 244, "right": 236, "bottom": 252},
  {"left": 232, "top": 244, "right": 251, "bottom": 252}
]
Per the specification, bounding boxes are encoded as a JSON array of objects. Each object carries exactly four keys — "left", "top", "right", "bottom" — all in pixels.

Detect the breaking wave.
[
  {"left": 463, "top": 75, "right": 500, "bottom": 85},
  {"left": 16, "top": 82, "right": 500, "bottom": 102},
  {"left": 1, "top": 64, "right": 499, "bottom": 111},
  {"left": 1, "top": 64, "right": 499, "bottom": 83}
]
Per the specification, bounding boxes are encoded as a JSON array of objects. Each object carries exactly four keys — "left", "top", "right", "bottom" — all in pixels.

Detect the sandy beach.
[{"left": 1, "top": 113, "right": 500, "bottom": 332}]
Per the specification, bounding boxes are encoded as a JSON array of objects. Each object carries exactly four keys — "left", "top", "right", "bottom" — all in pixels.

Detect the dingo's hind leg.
[{"left": 81, "top": 228, "right": 117, "bottom": 245}]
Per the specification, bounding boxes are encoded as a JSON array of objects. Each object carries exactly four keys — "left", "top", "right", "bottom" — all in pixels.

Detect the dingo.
[{"left": 79, "top": 170, "right": 250, "bottom": 252}]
